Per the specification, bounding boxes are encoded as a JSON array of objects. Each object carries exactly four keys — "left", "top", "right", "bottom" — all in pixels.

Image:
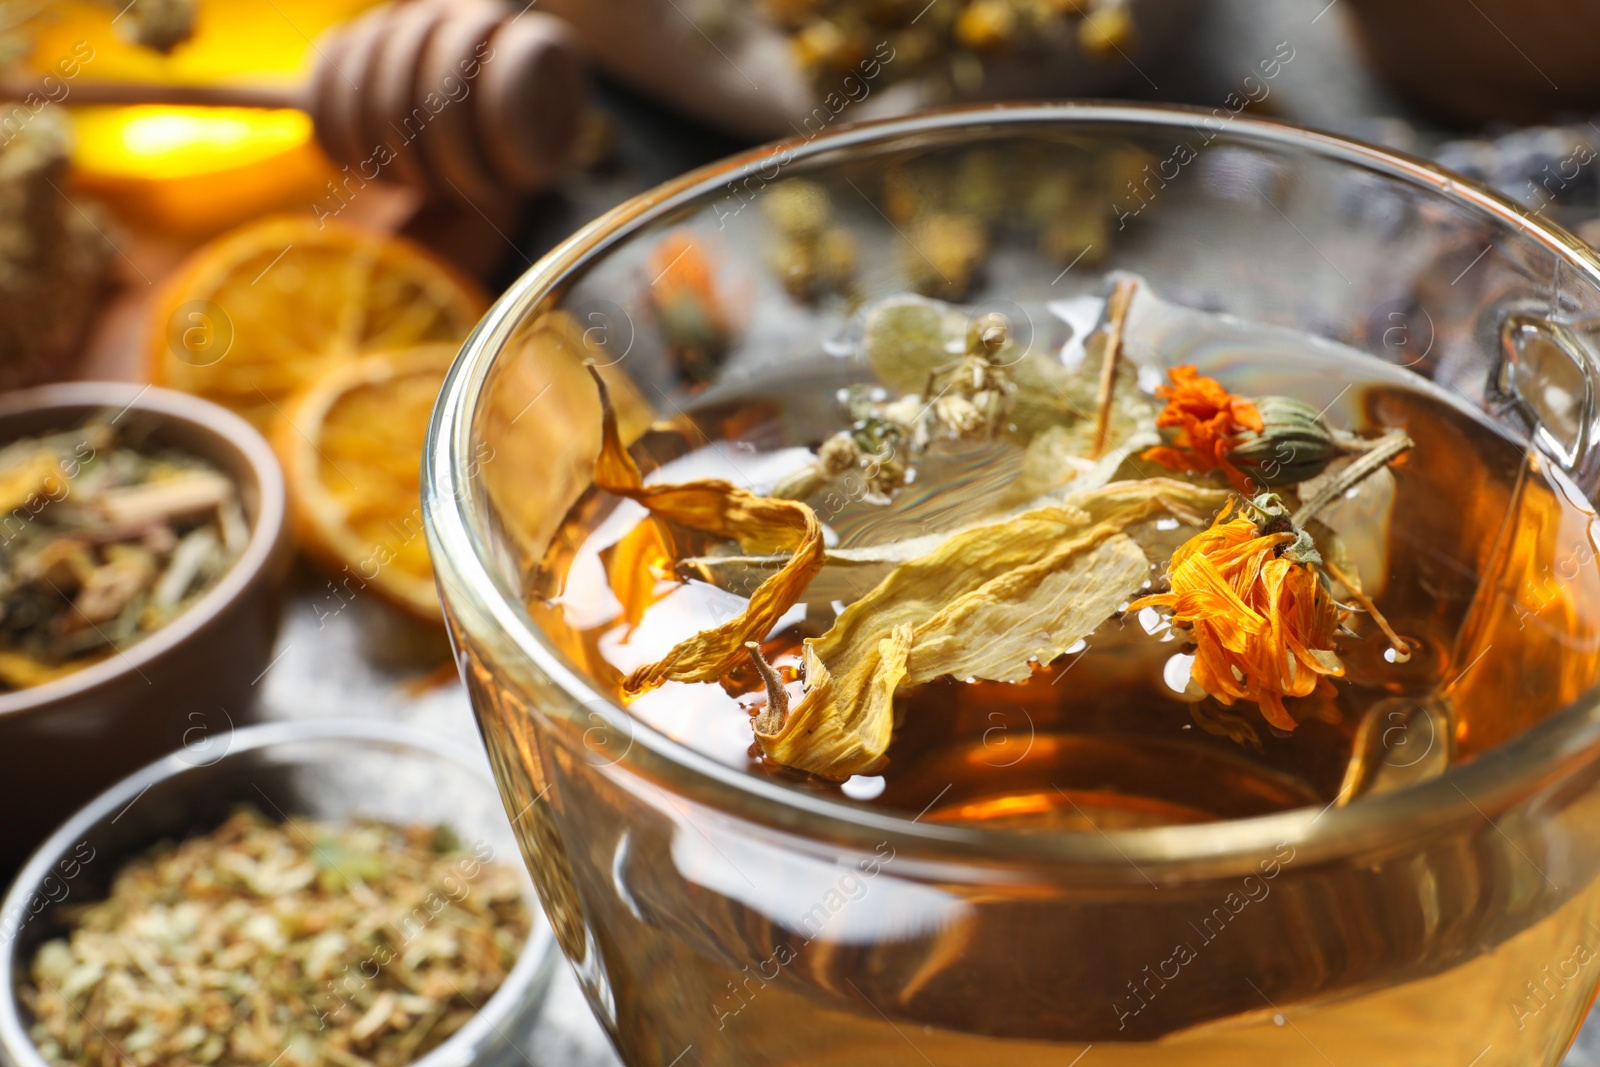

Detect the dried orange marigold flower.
[
  {"left": 1143, "top": 365, "right": 1264, "bottom": 491},
  {"left": 1131, "top": 499, "right": 1342, "bottom": 731},
  {"left": 649, "top": 233, "right": 730, "bottom": 383}
]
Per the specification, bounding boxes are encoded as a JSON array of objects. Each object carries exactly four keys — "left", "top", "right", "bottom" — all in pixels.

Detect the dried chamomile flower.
[
  {"left": 769, "top": 0, "right": 1141, "bottom": 94},
  {"left": 902, "top": 212, "right": 988, "bottom": 300},
  {"left": 1078, "top": 2, "right": 1135, "bottom": 58},
  {"left": 762, "top": 180, "right": 858, "bottom": 301}
]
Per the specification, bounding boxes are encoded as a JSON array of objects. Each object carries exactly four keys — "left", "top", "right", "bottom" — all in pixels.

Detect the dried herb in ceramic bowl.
[{"left": 0, "top": 416, "right": 248, "bottom": 691}]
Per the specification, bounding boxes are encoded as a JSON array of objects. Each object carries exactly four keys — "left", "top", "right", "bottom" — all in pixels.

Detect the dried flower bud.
[
  {"left": 113, "top": 0, "right": 197, "bottom": 53},
  {"left": 1078, "top": 4, "right": 1134, "bottom": 58},
  {"left": 762, "top": 180, "right": 834, "bottom": 238},
  {"left": 1227, "top": 395, "right": 1342, "bottom": 489},
  {"left": 955, "top": 0, "right": 1018, "bottom": 51},
  {"left": 967, "top": 312, "right": 1010, "bottom": 357},
  {"left": 817, "top": 432, "right": 861, "bottom": 475}
]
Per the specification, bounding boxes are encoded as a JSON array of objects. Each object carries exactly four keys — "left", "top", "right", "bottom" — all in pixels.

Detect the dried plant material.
[
  {"left": 591, "top": 369, "right": 824, "bottom": 691},
  {"left": 1289, "top": 429, "right": 1414, "bottom": 527},
  {"left": 1090, "top": 277, "right": 1138, "bottom": 460},
  {"left": 903, "top": 212, "right": 988, "bottom": 300},
  {"left": 743, "top": 641, "right": 790, "bottom": 734},
  {"left": 1143, "top": 365, "right": 1266, "bottom": 491},
  {"left": 759, "top": 624, "right": 912, "bottom": 779},
  {"left": 780, "top": 302, "right": 1030, "bottom": 506},
  {"left": 23, "top": 810, "right": 529, "bottom": 1067},
  {"left": 680, "top": 474, "right": 1221, "bottom": 605},
  {"left": 0, "top": 109, "right": 112, "bottom": 388},
  {"left": 761, "top": 180, "right": 857, "bottom": 302},
  {"left": 862, "top": 296, "right": 972, "bottom": 396},
  {"left": 770, "top": 394, "right": 911, "bottom": 505},
  {"left": 96, "top": 469, "right": 234, "bottom": 526},
  {"left": 864, "top": 297, "right": 1072, "bottom": 437},
  {"left": 1227, "top": 395, "right": 1343, "bottom": 488},
  {"left": 1144, "top": 366, "right": 1408, "bottom": 497},
  {"left": 648, "top": 233, "right": 730, "bottom": 384},
  {"left": 1131, "top": 498, "right": 1343, "bottom": 731},
  {"left": 756, "top": 481, "right": 1218, "bottom": 778},
  {"left": 606, "top": 516, "right": 674, "bottom": 641},
  {"left": 783, "top": 287, "right": 1161, "bottom": 511},
  {"left": 1320, "top": 553, "right": 1410, "bottom": 661},
  {"left": 0, "top": 450, "right": 66, "bottom": 514},
  {"left": 907, "top": 534, "right": 1147, "bottom": 684},
  {"left": 0, "top": 417, "right": 243, "bottom": 690},
  {"left": 105, "top": 0, "right": 197, "bottom": 52},
  {"left": 1008, "top": 426, "right": 1160, "bottom": 505},
  {"left": 763, "top": 0, "right": 1137, "bottom": 96},
  {"left": 0, "top": 648, "right": 101, "bottom": 689}
]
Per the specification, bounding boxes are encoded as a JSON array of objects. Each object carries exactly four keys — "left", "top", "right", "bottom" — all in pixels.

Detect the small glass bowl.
[
  {"left": 427, "top": 103, "right": 1600, "bottom": 1065},
  {"left": 0, "top": 719, "right": 557, "bottom": 1067}
]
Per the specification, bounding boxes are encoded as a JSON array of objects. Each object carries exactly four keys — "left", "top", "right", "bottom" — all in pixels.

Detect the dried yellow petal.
[
  {"left": 757, "top": 479, "right": 1221, "bottom": 779},
  {"left": 589, "top": 369, "right": 825, "bottom": 691},
  {"left": 908, "top": 534, "right": 1148, "bottom": 684},
  {"left": 759, "top": 624, "right": 912, "bottom": 778}
]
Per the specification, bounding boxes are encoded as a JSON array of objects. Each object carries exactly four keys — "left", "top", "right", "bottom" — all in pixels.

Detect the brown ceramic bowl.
[{"left": 0, "top": 383, "right": 292, "bottom": 875}]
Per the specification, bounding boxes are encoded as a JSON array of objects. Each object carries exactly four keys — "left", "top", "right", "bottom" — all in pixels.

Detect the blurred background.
[{"left": 6, "top": 0, "right": 1600, "bottom": 1063}]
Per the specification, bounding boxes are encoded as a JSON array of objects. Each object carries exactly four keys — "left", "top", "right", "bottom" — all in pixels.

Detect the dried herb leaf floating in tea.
[{"left": 759, "top": 480, "right": 1227, "bottom": 780}]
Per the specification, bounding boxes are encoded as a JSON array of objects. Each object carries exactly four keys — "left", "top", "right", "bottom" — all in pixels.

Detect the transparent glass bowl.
[
  {"left": 0, "top": 720, "right": 557, "bottom": 1067},
  {"left": 426, "top": 104, "right": 1600, "bottom": 1065}
]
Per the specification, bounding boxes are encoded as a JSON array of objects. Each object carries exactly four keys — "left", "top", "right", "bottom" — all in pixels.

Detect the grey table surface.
[{"left": 257, "top": 0, "right": 1600, "bottom": 1063}]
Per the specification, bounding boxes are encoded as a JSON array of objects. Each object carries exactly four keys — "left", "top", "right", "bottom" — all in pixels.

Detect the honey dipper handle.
[{"left": 0, "top": 78, "right": 306, "bottom": 111}]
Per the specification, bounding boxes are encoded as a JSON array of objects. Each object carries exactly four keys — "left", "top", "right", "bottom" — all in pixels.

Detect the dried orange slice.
[
  {"left": 149, "top": 216, "right": 486, "bottom": 429},
  {"left": 274, "top": 345, "right": 456, "bottom": 622}
]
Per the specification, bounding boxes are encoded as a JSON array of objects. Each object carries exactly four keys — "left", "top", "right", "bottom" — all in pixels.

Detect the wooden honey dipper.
[{"left": 1, "top": 0, "right": 587, "bottom": 205}]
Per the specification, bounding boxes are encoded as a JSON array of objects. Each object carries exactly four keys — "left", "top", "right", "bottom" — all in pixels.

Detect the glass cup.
[{"left": 425, "top": 103, "right": 1600, "bottom": 1066}]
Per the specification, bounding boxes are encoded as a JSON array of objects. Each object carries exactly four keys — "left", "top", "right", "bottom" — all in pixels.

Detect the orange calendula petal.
[
  {"left": 1131, "top": 499, "right": 1343, "bottom": 730},
  {"left": 1142, "top": 365, "right": 1265, "bottom": 492},
  {"left": 589, "top": 368, "right": 825, "bottom": 691}
]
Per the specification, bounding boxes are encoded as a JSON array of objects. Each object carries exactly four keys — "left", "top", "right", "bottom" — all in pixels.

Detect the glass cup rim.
[{"left": 426, "top": 101, "right": 1600, "bottom": 872}]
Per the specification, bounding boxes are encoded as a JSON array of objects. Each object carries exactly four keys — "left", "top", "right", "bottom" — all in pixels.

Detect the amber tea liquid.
[{"left": 517, "top": 346, "right": 1600, "bottom": 1066}]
